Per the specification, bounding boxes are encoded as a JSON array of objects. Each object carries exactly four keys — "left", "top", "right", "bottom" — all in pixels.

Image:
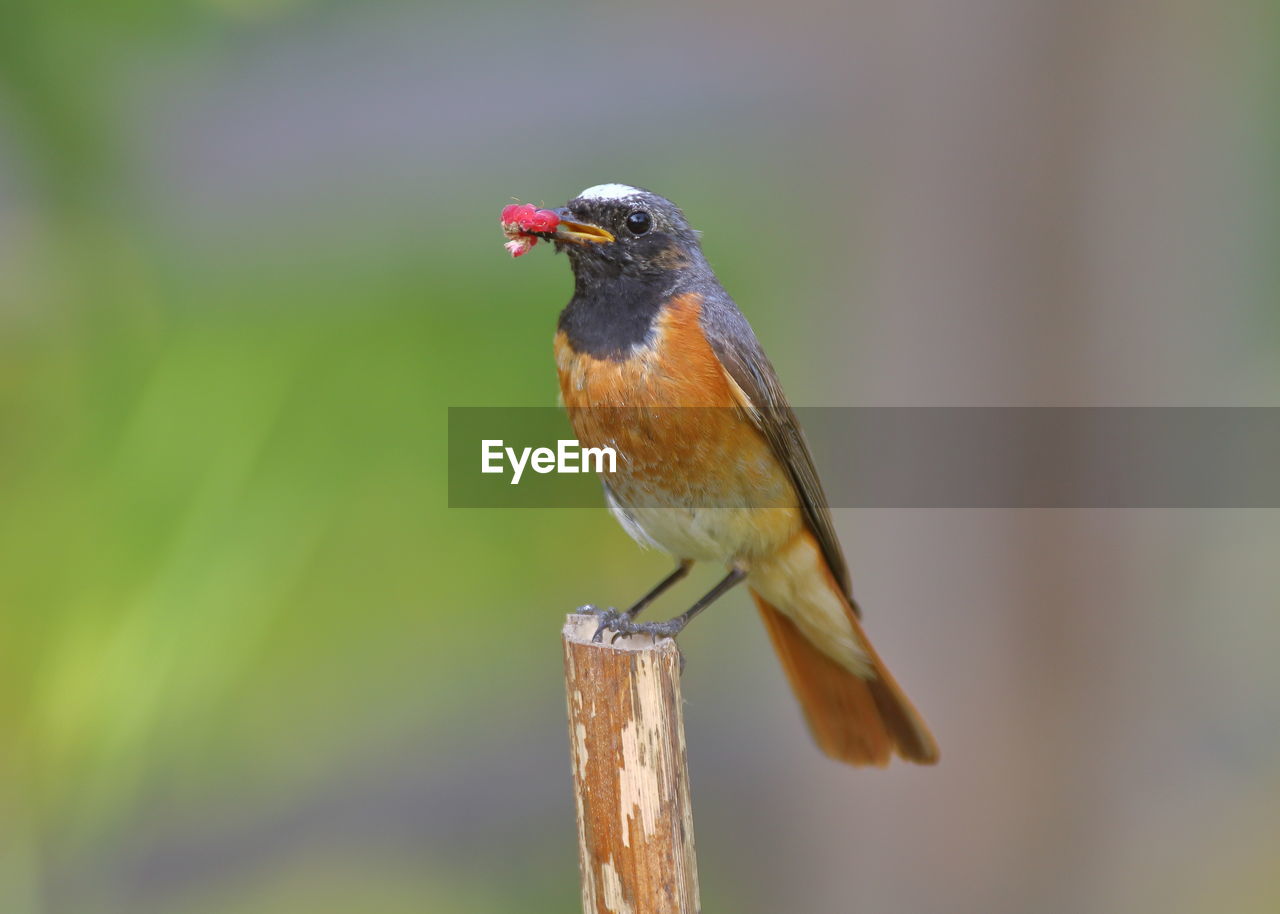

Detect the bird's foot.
[
  {"left": 578, "top": 604, "right": 688, "bottom": 669},
  {"left": 579, "top": 604, "right": 688, "bottom": 645}
]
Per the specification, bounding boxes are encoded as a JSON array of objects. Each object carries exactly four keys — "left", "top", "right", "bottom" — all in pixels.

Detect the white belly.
[{"left": 603, "top": 485, "right": 801, "bottom": 565}]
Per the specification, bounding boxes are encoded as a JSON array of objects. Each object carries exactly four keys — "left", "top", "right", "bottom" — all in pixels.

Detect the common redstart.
[{"left": 501, "top": 185, "right": 938, "bottom": 766}]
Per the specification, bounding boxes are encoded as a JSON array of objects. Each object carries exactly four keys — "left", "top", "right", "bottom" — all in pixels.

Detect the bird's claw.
[
  {"left": 577, "top": 604, "right": 688, "bottom": 669},
  {"left": 579, "top": 604, "right": 687, "bottom": 645},
  {"left": 578, "top": 604, "right": 622, "bottom": 643}
]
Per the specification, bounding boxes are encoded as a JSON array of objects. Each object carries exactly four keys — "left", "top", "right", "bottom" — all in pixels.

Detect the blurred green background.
[{"left": 1, "top": 2, "right": 1278, "bottom": 912}]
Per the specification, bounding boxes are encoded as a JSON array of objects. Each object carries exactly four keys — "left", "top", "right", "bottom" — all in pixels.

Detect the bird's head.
[{"left": 502, "top": 184, "right": 704, "bottom": 281}]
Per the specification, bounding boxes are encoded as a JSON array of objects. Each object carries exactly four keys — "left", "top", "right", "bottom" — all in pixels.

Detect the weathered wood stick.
[{"left": 562, "top": 613, "right": 701, "bottom": 914}]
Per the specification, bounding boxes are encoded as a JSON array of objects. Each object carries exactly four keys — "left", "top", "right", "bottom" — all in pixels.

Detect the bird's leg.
[
  {"left": 600, "top": 566, "right": 748, "bottom": 642},
  {"left": 623, "top": 559, "right": 693, "bottom": 621}
]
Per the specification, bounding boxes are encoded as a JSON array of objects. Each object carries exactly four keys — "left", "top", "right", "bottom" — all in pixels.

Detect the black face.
[
  {"left": 556, "top": 185, "right": 717, "bottom": 359},
  {"left": 556, "top": 187, "right": 702, "bottom": 279}
]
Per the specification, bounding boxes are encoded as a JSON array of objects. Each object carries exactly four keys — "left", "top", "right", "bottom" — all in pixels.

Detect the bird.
[{"left": 503, "top": 183, "right": 938, "bottom": 766}]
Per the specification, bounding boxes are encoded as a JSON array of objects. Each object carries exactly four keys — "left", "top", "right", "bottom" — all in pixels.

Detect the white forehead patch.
[{"left": 576, "top": 183, "right": 643, "bottom": 202}]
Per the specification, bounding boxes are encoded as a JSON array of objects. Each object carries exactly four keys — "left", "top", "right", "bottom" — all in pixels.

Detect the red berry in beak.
[{"left": 500, "top": 201, "right": 559, "bottom": 258}]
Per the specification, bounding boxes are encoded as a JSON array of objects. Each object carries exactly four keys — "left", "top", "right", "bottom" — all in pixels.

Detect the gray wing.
[{"left": 699, "top": 295, "right": 858, "bottom": 614}]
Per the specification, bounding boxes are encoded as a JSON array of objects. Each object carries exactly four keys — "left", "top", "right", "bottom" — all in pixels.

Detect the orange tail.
[{"left": 753, "top": 591, "right": 939, "bottom": 766}]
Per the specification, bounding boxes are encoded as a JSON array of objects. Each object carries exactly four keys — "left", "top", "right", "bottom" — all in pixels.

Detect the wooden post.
[{"left": 562, "top": 613, "right": 701, "bottom": 914}]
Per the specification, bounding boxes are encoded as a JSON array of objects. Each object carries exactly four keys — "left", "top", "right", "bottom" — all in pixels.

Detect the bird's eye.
[{"left": 625, "top": 211, "right": 652, "bottom": 235}]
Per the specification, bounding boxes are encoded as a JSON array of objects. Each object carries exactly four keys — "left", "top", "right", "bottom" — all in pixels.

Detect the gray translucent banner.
[{"left": 447, "top": 407, "right": 1280, "bottom": 508}]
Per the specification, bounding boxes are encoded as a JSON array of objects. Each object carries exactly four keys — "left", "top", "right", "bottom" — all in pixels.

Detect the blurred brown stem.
[{"left": 562, "top": 613, "right": 701, "bottom": 914}]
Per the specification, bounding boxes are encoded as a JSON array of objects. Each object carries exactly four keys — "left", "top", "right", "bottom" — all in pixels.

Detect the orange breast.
[{"left": 554, "top": 293, "right": 798, "bottom": 513}]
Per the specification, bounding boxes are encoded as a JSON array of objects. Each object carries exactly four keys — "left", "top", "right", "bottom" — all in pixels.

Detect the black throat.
[{"left": 557, "top": 266, "right": 675, "bottom": 360}]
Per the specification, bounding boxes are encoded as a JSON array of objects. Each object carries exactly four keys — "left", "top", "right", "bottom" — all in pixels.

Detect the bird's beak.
[{"left": 554, "top": 211, "right": 615, "bottom": 245}]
